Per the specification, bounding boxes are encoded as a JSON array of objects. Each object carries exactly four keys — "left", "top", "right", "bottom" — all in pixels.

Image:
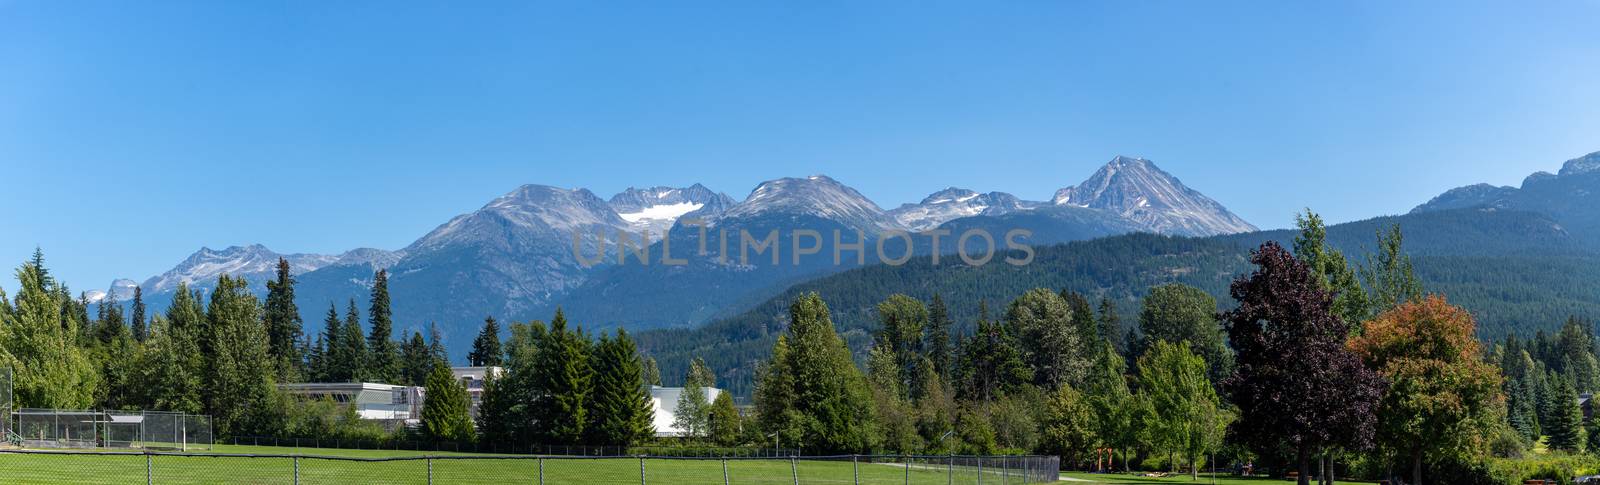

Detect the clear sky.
[{"left": 3, "top": 1, "right": 1598, "bottom": 291}]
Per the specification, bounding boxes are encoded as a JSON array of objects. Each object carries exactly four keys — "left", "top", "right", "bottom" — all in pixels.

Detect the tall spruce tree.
[
  {"left": 95, "top": 293, "right": 127, "bottom": 345},
  {"left": 365, "top": 269, "right": 399, "bottom": 383},
  {"left": 926, "top": 294, "right": 954, "bottom": 380},
  {"left": 1097, "top": 297, "right": 1123, "bottom": 353},
  {"left": 752, "top": 293, "right": 878, "bottom": 454},
  {"left": 1362, "top": 224, "right": 1423, "bottom": 313},
  {"left": 203, "top": 275, "right": 279, "bottom": 438},
  {"left": 336, "top": 300, "right": 368, "bottom": 382},
  {"left": 1547, "top": 378, "right": 1586, "bottom": 452},
  {"left": 263, "top": 258, "right": 304, "bottom": 382},
  {"left": 130, "top": 285, "right": 148, "bottom": 343},
  {"left": 420, "top": 362, "right": 474, "bottom": 443},
  {"left": 469, "top": 316, "right": 504, "bottom": 367},
  {"left": 1294, "top": 210, "right": 1372, "bottom": 326},
  {"left": 529, "top": 309, "right": 591, "bottom": 444},
  {"left": 641, "top": 356, "right": 663, "bottom": 386},
  {"left": 586, "top": 329, "right": 654, "bottom": 446},
  {"left": 400, "top": 331, "right": 433, "bottom": 387}
]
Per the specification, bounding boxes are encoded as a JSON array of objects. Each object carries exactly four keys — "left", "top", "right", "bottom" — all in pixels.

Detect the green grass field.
[
  {"left": 0, "top": 445, "right": 1049, "bottom": 484},
  {"left": 1060, "top": 471, "right": 1371, "bottom": 485}
]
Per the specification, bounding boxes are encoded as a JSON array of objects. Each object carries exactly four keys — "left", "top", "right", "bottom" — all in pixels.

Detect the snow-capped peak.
[
  {"left": 607, "top": 184, "right": 735, "bottom": 234},
  {"left": 721, "top": 175, "right": 901, "bottom": 232},
  {"left": 1051, "top": 156, "right": 1257, "bottom": 236},
  {"left": 142, "top": 245, "right": 339, "bottom": 293},
  {"left": 890, "top": 188, "right": 1032, "bottom": 231}
]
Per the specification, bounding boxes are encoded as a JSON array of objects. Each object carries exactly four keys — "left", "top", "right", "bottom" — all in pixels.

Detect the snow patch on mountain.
[
  {"left": 142, "top": 245, "right": 339, "bottom": 293},
  {"left": 889, "top": 188, "right": 1033, "bottom": 231},
  {"left": 607, "top": 184, "right": 733, "bottom": 234}
]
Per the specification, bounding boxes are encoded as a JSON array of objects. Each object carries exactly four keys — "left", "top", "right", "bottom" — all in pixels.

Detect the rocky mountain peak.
[
  {"left": 720, "top": 175, "right": 900, "bottom": 232},
  {"left": 1051, "top": 156, "right": 1257, "bottom": 236}
]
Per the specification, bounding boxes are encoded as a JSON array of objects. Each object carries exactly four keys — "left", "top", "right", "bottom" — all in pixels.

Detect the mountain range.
[{"left": 86, "top": 155, "right": 1256, "bottom": 356}]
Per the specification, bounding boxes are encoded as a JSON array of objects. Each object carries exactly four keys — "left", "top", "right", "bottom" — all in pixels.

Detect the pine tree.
[
  {"left": 1097, "top": 297, "right": 1123, "bottom": 353},
  {"left": 1294, "top": 210, "right": 1372, "bottom": 326},
  {"left": 1138, "top": 283, "right": 1232, "bottom": 385},
  {"left": 130, "top": 285, "right": 148, "bottom": 343},
  {"left": 675, "top": 357, "right": 714, "bottom": 438},
  {"left": 336, "top": 300, "right": 368, "bottom": 382},
  {"left": 641, "top": 356, "right": 663, "bottom": 386},
  {"left": 1061, "top": 289, "right": 1100, "bottom": 354},
  {"left": 469, "top": 316, "right": 504, "bottom": 367},
  {"left": 926, "top": 294, "right": 954, "bottom": 380},
  {"left": 128, "top": 315, "right": 203, "bottom": 414},
  {"left": 3, "top": 260, "right": 99, "bottom": 408},
  {"left": 263, "top": 258, "right": 304, "bottom": 382},
  {"left": 421, "top": 362, "right": 475, "bottom": 443},
  {"left": 954, "top": 310, "right": 1031, "bottom": 402},
  {"left": 95, "top": 293, "right": 128, "bottom": 345},
  {"left": 1362, "top": 224, "right": 1423, "bottom": 313},
  {"left": 529, "top": 309, "right": 590, "bottom": 444},
  {"left": 203, "top": 275, "right": 279, "bottom": 438},
  {"left": 707, "top": 391, "right": 742, "bottom": 446},
  {"left": 428, "top": 322, "right": 447, "bottom": 364},
  {"left": 586, "top": 329, "right": 654, "bottom": 446},
  {"left": 751, "top": 293, "right": 877, "bottom": 454},
  {"left": 400, "top": 331, "right": 433, "bottom": 386},
  {"left": 1547, "top": 378, "right": 1586, "bottom": 452},
  {"left": 365, "top": 270, "right": 400, "bottom": 383}
]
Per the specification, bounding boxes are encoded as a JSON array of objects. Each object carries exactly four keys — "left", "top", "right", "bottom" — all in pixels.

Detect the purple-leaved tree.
[{"left": 1222, "top": 242, "right": 1384, "bottom": 485}]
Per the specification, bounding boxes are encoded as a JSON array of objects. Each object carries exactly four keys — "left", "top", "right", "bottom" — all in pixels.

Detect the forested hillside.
[{"left": 637, "top": 206, "right": 1600, "bottom": 396}]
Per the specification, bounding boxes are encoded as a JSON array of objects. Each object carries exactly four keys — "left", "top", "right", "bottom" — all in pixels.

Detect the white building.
[
  {"left": 451, "top": 366, "right": 504, "bottom": 418},
  {"left": 277, "top": 382, "right": 421, "bottom": 420},
  {"left": 648, "top": 385, "right": 723, "bottom": 438}
]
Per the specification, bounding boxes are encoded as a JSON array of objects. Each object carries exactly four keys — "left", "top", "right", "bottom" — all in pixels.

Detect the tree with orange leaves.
[{"left": 1349, "top": 295, "right": 1505, "bottom": 485}]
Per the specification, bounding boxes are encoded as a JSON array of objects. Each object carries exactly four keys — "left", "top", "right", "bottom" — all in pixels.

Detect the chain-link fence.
[
  {"left": 227, "top": 436, "right": 801, "bottom": 457},
  {"left": 0, "top": 449, "right": 1059, "bottom": 484},
  {"left": 11, "top": 409, "right": 213, "bottom": 450}
]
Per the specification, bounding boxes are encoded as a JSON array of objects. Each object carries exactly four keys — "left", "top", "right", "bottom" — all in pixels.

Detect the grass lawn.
[
  {"left": 1061, "top": 471, "right": 1373, "bottom": 485},
  {"left": 0, "top": 446, "right": 1049, "bottom": 484}
]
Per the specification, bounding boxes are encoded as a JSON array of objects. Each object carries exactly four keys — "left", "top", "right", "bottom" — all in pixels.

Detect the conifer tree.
[
  {"left": 954, "top": 308, "right": 1031, "bottom": 401},
  {"left": 926, "top": 294, "right": 953, "bottom": 380},
  {"left": 3, "top": 260, "right": 99, "bottom": 408},
  {"left": 529, "top": 309, "right": 590, "bottom": 444},
  {"left": 874, "top": 294, "right": 927, "bottom": 399},
  {"left": 95, "top": 293, "right": 127, "bottom": 345},
  {"left": 421, "top": 362, "right": 474, "bottom": 443},
  {"left": 751, "top": 293, "right": 877, "bottom": 454},
  {"left": 128, "top": 315, "right": 203, "bottom": 414},
  {"left": 675, "top": 357, "right": 714, "bottom": 438},
  {"left": 336, "top": 300, "right": 368, "bottom": 382},
  {"left": 1097, "top": 297, "right": 1123, "bottom": 353},
  {"left": 203, "top": 275, "right": 279, "bottom": 438},
  {"left": 586, "top": 329, "right": 654, "bottom": 446},
  {"left": 707, "top": 391, "right": 742, "bottom": 446},
  {"left": 263, "top": 258, "right": 304, "bottom": 381},
  {"left": 400, "top": 331, "right": 433, "bottom": 386},
  {"left": 1362, "top": 224, "right": 1423, "bottom": 313},
  {"left": 641, "top": 356, "right": 663, "bottom": 386},
  {"left": 365, "top": 270, "right": 400, "bottom": 383},
  {"left": 428, "top": 322, "right": 447, "bottom": 364},
  {"left": 469, "top": 316, "right": 504, "bottom": 367},
  {"left": 1294, "top": 210, "right": 1371, "bottom": 326},
  {"left": 1005, "top": 288, "right": 1086, "bottom": 389},
  {"left": 130, "top": 285, "right": 148, "bottom": 343},
  {"left": 167, "top": 284, "right": 206, "bottom": 340},
  {"left": 1061, "top": 289, "right": 1100, "bottom": 354},
  {"left": 1547, "top": 378, "right": 1586, "bottom": 452}
]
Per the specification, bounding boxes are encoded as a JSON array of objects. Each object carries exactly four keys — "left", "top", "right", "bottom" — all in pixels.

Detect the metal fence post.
[
  {"left": 293, "top": 456, "right": 300, "bottom": 485},
  {"left": 1000, "top": 456, "right": 1007, "bottom": 485},
  {"left": 722, "top": 457, "right": 729, "bottom": 485},
  {"left": 976, "top": 457, "right": 982, "bottom": 485},
  {"left": 852, "top": 455, "right": 859, "bottom": 485},
  {"left": 538, "top": 457, "right": 544, "bottom": 485},
  {"left": 427, "top": 456, "right": 434, "bottom": 485},
  {"left": 145, "top": 452, "right": 152, "bottom": 485},
  {"left": 639, "top": 456, "right": 647, "bottom": 485},
  {"left": 904, "top": 455, "right": 910, "bottom": 485},
  {"left": 948, "top": 455, "right": 953, "bottom": 485},
  {"left": 790, "top": 455, "right": 798, "bottom": 485}
]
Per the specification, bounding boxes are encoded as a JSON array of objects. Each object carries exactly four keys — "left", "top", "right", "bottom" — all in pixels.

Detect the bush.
[{"left": 1428, "top": 454, "right": 1600, "bottom": 485}]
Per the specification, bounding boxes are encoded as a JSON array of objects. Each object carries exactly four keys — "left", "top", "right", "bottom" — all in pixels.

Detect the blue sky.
[{"left": 3, "top": 1, "right": 1599, "bottom": 291}]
